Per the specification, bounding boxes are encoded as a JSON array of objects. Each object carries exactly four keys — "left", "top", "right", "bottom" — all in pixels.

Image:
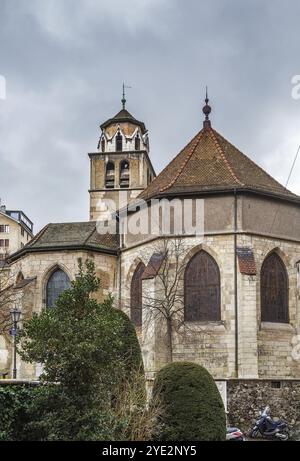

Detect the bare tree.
[
  {"left": 111, "top": 367, "right": 163, "bottom": 441},
  {"left": 140, "top": 238, "right": 187, "bottom": 363},
  {"left": 125, "top": 237, "right": 212, "bottom": 367}
]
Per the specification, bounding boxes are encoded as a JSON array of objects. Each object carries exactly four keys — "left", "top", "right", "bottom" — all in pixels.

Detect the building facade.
[
  {"left": 1, "top": 97, "right": 300, "bottom": 399},
  {"left": 0, "top": 205, "right": 33, "bottom": 263}
]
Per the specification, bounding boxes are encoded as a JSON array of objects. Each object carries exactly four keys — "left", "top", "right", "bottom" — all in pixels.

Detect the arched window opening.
[
  {"left": 46, "top": 269, "right": 71, "bottom": 308},
  {"left": 184, "top": 250, "right": 221, "bottom": 322},
  {"left": 130, "top": 262, "right": 145, "bottom": 327},
  {"left": 101, "top": 138, "right": 105, "bottom": 153},
  {"left": 120, "top": 160, "right": 130, "bottom": 188},
  {"left": 16, "top": 272, "right": 24, "bottom": 286},
  {"left": 116, "top": 132, "right": 123, "bottom": 152},
  {"left": 105, "top": 161, "right": 115, "bottom": 189},
  {"left": 261, "top": 252, "right": 288, "bottom": 323},
  {"left": 135, "top": 134, "right": 140, "bottom": 151}
]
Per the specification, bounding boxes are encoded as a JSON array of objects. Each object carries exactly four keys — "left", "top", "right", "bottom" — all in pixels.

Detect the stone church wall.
[{"left": 227, "top": 379, "right": 300, "bottom": 434}]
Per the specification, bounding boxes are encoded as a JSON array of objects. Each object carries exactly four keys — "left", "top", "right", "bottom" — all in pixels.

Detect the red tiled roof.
[
  {"left": 139, "top": 126, "right": 298, "bottom": 201},
  {"left": 236, "top": 247, "right": 257, "bottom": 275}
]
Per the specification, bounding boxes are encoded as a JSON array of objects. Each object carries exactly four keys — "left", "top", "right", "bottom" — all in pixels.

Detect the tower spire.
[
  {"left": 202, "top": 86, "right": 212, "bottom": 129},
  {"left": 122, "top": 82, "right": 126, "bottom": 110}
]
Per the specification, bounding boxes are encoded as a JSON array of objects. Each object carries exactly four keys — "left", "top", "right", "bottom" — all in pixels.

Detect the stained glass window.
[{"left": 46, "top": 269, "right": 71, "bottom": 308}]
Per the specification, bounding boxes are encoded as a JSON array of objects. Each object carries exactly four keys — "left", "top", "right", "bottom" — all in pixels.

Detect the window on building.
[
  {"left": 184, "top": 250, "right": 221, "bottom": 322},
  {"left": 46, "top": 269, "right": 71, "bottom": 308},
  {"left": 261, "top": 252, "right": 288, "bottom": 323},
  {"left": 130, "top": 262, "right": 145, "bottom": 327},
  {"left": 21, "top": 228, "right": 24, "bottom": 236},
  {"left": 101, "top": 138, "right": 105, "bottom": 152},
  {"left": 120, "top": 160, "right": 130, "bottom": 188},
  {"left": 116, "top": 132, "right": 123, "bottom": 152},
  {"left": 135, "top": 134, "right": 140, "bottom": 151},
  {"left": 0, "top": 225, "right": 9, "bottom": 233},
  {"left": 16, "top": 272, "right": 24, "bottom": 284},
  {"left": 0, "top": 239, "right": 9, "bottom": 247},
  {"left": 105, "top": 161, "right": 115, "bottom": 189}
]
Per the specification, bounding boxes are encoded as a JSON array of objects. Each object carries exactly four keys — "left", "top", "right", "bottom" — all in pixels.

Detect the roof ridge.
[
  {"left": 26, "top": 223, "right": 50, "bottom": 248},
  {"left": 209, "top": 128, "right": 244, "bottom": 187},
  {"left": 159, "top": 130, "right": 204, "bottom": 193},
  {"left": 83, "top": 224, "right": 97, "bottom": 245},
  {"left": 212, "top": 129, "right": 296, "bottom": 196},
  {"left": 138, "top": 130, "right": 203, "bottom": 198}
]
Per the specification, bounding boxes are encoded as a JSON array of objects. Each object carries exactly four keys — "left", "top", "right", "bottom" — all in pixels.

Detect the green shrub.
[
  {"left": 16, "top": 261, "right": 146, "bottom": 440},
  {"left": 0, "top": 384, "right": 39, "bottom": 441},
  {"left": 113, "top": 308, "right": 144, "bottom": 377},
  {"left": 152, "top": 361, "right": 226, "bottom": 441}
]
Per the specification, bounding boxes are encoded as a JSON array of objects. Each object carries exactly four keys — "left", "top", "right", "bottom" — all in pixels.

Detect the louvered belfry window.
[
  {"left": 130, "top": 262, "right": 145, "bottom": 327},
  {"left": 46, "top": 269, "right": 71, "bottom": 308},
  {"left": 261, "top": 253, "right": 288, "bottom": 323},
  {"left": 116, "top": 132, "right": 123, "bottom": 151},
  {"left": 184, "top": 250, "right": 221, "bottom": 321}
]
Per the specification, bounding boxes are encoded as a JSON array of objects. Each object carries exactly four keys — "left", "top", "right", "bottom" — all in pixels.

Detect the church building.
[{"left": 1, "top": 93, "right": 300, "bottom": 393}]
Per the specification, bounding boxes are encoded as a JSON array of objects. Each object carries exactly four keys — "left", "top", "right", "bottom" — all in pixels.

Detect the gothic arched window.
[
  {"left": 16, "top": 272, "right": 24, "bottom": 285},
  {"left": 46, "top": 269, "right": 71, "bottom": 308},
  {"left": 116, "top": 132, "right": 123, "bottom": 152},
  {"left": 135, "top": 134, "right": 140, "bottom": 151},
  {"left": 120, "top": 160, "right": 130, "bottom": 188},
  {"left": 105, "top": 161, "right": 115, "bottom": 189},
  {"left": 184, "top": 250, "right": 221, "bottom": 322},
  {"left": 130, "top": 262, "right": 145, "bottom": 327},
  {"left": 261, "top": 252, "right": 288, "bottom": 323}
]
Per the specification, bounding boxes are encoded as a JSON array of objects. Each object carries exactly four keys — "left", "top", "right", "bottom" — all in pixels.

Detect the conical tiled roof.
[
  {"left": 100, "top": 108, "right": 147, "bottom": 133},
  {"left": 139, "top": 126, "right": 298, "bottom": 201}
]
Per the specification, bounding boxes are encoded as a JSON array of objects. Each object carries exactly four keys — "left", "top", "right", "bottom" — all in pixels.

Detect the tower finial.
[
  {"left": 202, "top": 86, "right": 212, "bottom": 129},
  {"left": 122, "top": 82, "right": 126, "bottom": 110}
]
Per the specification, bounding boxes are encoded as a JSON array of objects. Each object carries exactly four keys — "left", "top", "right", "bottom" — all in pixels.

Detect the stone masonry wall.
[{"left": 227, "top": 379, "right": 300, "bottom": 434}]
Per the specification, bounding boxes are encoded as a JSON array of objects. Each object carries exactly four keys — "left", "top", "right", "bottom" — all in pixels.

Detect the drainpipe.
[
  {"left": 234, "top": 188, "right": 238, "bottom": 378},
  {"left": 117, "top": 215, "right": 122, "bottom": 310}
]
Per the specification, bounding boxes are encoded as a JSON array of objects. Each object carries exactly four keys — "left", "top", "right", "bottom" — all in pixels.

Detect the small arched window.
[
  {"left": 101, "top": 138, "right": 105, "bottom": 152},
  {"left": 130, "top": 262, "right": 145, "bottom": 327},
  {"left": 105, "top": 161, "right": 115, "bottom": 189},
  {"left": 120, "top": 160, "right": 130, "bottom": 188},
  {"left": 135, "top": 134, "right": 140, "bottom": 151},
  {"left": 184, "top": 250, "right": 221, "bottom": 322},
  {"left": 116, "top": 132, "right": 123, "bottom": 152},
  {"left": 46, "top": 269, "right": 71, "bottom": 308},
  {"left": 261, "top": 252, "right": 288, "bottom": 323},
  {"left": 16, "top": 272, "right": 24, "bottom": 285}
]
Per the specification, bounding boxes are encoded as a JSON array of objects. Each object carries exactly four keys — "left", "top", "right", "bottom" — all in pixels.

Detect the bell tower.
[{"left": 89, "top": 92, "right": 156, "bottom": 221}]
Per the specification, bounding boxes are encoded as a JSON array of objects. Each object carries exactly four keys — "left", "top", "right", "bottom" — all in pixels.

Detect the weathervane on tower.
[{"left": 122, "top": 83, "right": 132, "bottom": 110}]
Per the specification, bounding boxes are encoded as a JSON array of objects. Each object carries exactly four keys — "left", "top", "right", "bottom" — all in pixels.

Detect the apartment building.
[{"left": 0, "top": 205, "right": 34, "bottom": 263}]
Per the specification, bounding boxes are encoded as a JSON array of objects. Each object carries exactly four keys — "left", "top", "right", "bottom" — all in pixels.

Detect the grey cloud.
[{"left": 0, "top": 0, "right": 300, "bottom": 231}]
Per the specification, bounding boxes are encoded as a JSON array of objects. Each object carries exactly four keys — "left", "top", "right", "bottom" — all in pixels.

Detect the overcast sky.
[{"left": 0, "top": 0, "right": 300, "bottom": 232}]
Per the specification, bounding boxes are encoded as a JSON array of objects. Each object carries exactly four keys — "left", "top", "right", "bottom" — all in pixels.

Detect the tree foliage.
[
  {"left": 17, "top": 259, "right": 145, "bottom": 440},
  {"left": 0, "top": 384, "right": 38, "bottom": 441},
  {"left": 152, "top": 361, "right": 226, "bottom": 441}
]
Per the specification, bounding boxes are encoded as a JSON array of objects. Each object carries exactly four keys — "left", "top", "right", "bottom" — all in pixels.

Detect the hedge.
[{"left": 152, "top": 362, "right": 226, "bottom": 441}]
